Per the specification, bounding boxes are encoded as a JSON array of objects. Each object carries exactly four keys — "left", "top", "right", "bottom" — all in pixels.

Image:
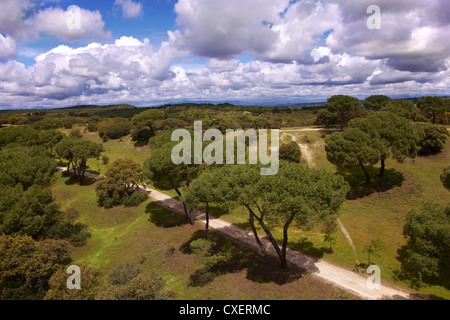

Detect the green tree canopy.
[
  {"left": 279, "top": 141, "right": 302, "bottom": 163},
  {"left": 0, "top": 235, "right": 70, "bottom": 300},
  {"left": 363, "top": 95, "right": 391, "bottom": 111},
  {"left": 441, "top": 165, "right": 450, "bottom": 190},
  {"left": 98, "top": 118, "right": 134, "bottom": 140},
  {"left": 325, "top": 128, "right": 382, "bottom": 183},
  {"left": 403, "top": 202, "right": 450, "bottom": 283},
  {"left": 349, "top": 111, "right": 422, "bottom": 177},
  {"left": 55, "top": 137, "right": 102, "bottom": 184},
  {"left": 132, "top": 109, "right": 165, "bottom": 137},
  {"left": 417, "top": 96, "right": 446, "bottom": 124},
  {"left": 96, "top": 158, "right": 147, "bottom": 208},
  {"left": 414, "top": 123, "right": 449, "bottom": 155},
  {"left": 380, "top": 99, "right": 417, "bottom": 120},
  {"left": 314, "top": 109, "right": 339, "bottom": 127},
  {"left": 0, "top": 146, "right": 56, "bottom": 189},
  {"left": 326, "top": 95, "right": 362, "bottom": 131},
  {"left": 208, "top": 163, "right": 349, "bottom": 268}
]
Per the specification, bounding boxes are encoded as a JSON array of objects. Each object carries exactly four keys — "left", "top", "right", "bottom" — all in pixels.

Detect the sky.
[{"left": 0, "top": 0, "right": 449, "bottom": 109}]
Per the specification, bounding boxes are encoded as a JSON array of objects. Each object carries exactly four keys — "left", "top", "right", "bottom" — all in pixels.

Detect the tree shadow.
[
  {"left": 337, "top": 166, "right": 405, "bottom": 200},
  {"left": 133, "top": 141, "right": 149, "bottom": 148},
  {"left": 394, "top": 245, "right": 450, "bottom": 296},
  {"left": 179, "top": 230, "right": 306, "bottom": 288},
  {"left": 62, "top": 172, "right": 96, "bottom": 186},
  {"left": 288, "top": 236, "right": 327, "bottom": 259},
  {"left": 145, "top": 201, "right": 187, "bottom": 228}
]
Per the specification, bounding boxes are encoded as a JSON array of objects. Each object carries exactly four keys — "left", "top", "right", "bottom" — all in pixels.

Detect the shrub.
[
  {"left": 415, "top": 124, "right": 449, "bottom": 155},
  {"left": 279, "top": 141, "right": 302, "bottom": 163},
  {"left": 441, "top": 166, "right": 450, "bottom": 190},
  {"left": 123, "top": 190, "right": 148, "bottom": 207}
]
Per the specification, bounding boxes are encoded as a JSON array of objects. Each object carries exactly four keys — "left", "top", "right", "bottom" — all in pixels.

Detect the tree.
[
  {"left": 44, "top": 264, "right": 105, "bottom": 300},
  {"left": 314, "top": 109, "right": 339, "bottom": 127},
  {"left": 132, "top": 109, "right": 165, "bottom": 138},
  {"left": 99, "top": 274, "right": 176, "bottom": 300},
  {"left": 0, "top": 235, "right": 70, "bottom": 300},
  {"left": 55, "top": 137, "right": 102, "bottom": 184},
  {"left": 441, "top": 165, "right": 450, "bottom": 190},
  {"left": 96, "top": 159, "right": 147, "bottom": 208},
  {"left": 143, "top": 142, "right": 201, "bottom": 223},
  {"left": 213, "top": 163, "right": 349, "bottom": 268},
  {"left": 417, "top": 96, "right": 445, "bottom": 124},
  {"left": 131, "top": 125, "right": 152, "bottom": 144},
  {"left": 380, "top": 99, "right": 417, "bottom": 120},
  {"left": 364, "top": 95, "right": 391, "bottom": 111},
  {"left": 279, "top": 141, "right": 302, "bottom": 163},
  {"left": 183, "top": 170, "right": 228, "bottom": 239},
  {"left": 323, "top": 233, "right": 337, "bottom": 252},
  {"left": 349, "top": 111, "right": 422, "bottom": 177},
  {"left": 403, "top": 202, "right": 450, "bottom": 283},
  {"left": 0, "top": 146, "right": 56, "bottom": 189},
  {"left": 326, "top": 95, "right": 362, "bottom": 131},
  {"left": 362, "top": 239, "right": 385, "bottom": 265},
  {"left": 98, "top": 118, "right": 134, "bottom": 140},
  {"left": 415, "top": 124, "right": 449, "bottom": 155},
  {"left": 256, "top": 163, "right": 349, "bottom": 268},
  {"left": 325, "top": 128, "right": 382, "bottom": 184},
  {"left": 0, "top": 185, "right": 90, "bottom": 245}
]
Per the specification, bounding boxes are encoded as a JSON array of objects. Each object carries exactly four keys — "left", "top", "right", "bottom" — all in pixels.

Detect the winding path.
[{"left": 57, "top": 166, "right": 417, "bottom": 300}]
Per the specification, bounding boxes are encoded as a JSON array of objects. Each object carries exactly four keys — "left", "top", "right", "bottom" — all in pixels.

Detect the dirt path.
[
  {"left": 282, "top": 132, "right": 315, "bottom": 167},
  {"left": 337, "top": 218, "right": 360, "bottom": 265}
]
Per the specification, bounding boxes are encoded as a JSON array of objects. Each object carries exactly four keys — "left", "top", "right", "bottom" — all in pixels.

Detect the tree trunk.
[
  {"left": 205, "top": 201, "right": 210, "bottom": 240},
  {"left": 281, "top": 214, "right": 295, "bottom": 269},
  {"left": 358, "top": 158, "right": 371, "bottom": 184},
  {"left": 247, "top": 207, "right": 268, "bottom": 258},
  {"left": 248, "top": 206, "right": 286, "bottom": 268},
  {"left": 170, "top": 179, "right": 191, "bottom": 224}
]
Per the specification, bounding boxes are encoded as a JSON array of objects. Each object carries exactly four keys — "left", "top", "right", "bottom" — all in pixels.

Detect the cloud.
[
  {"left": 172, "top": 0, "right": 340, "bottom": 64},
  {"left": 33, "top": 6, "right": 110, "bottom": 42},
  {"left": 327, "top": 0, "right": 450, "bottom": 72},
  {"left": 0, "top": 0, "right": 450, "bottom": 109},
  {"left": 114, "top": 0, "right": 143, "bottom": 19},
  {"left": 0, "top": 34, "right": 16, "bottom": 62},
  {"left": 0, "top": 0, "right": 35, "bottom": 40}
]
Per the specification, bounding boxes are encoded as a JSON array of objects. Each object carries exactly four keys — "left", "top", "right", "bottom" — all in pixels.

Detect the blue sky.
[{"left": 0, "top": 0, "right": 449, "bottom": 109}]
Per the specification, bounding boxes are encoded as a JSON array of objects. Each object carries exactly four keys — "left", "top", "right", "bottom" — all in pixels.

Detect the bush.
[
  {"left": 314, "top": 109, "right": 339, "bottom": 127},
  {"left": 279, "top": 141, "right": 302, "bottom": 163},
  {"left": 98, "top": 118, "right": 134, "bottom": 140},
  {"left": 102, "top": 155, "right": 109, "bottom": 165},
  {"left": 441, "top": 166, "right": 450, "bottom": 190},
  {"left": 416, "top": 124, "right": 449, "bottom": 155},
  {"left": 69, "top": 128, "right": 83, "bottom": 138},
  {"left": 123, "top": 190, "right": 148, "bottom": 207}
]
